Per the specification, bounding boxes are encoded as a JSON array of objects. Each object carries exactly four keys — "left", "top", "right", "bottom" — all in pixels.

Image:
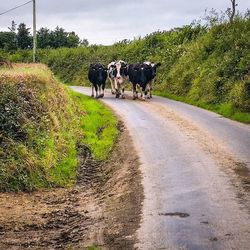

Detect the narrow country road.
[{"left": 72, "top": 87, "right": 250, "bottom": 250}]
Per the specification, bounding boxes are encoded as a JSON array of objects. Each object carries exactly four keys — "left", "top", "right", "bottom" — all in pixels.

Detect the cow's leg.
[
  {"left": 148, "top": 81, "right": 152, "bottom": 99},
  {"left": 91, "top": 85, "right": 94, "bottom": 97},
  {"left": 98, "top": 85, "right": 104, "bottom": 98},
  {"left": 110, "top": 78, "right": 115, "bottom": 94},
  {"left": 141, "top": 85, "right": 147, "bottom": 101},
  {"left": 114, "top": 79, "right": 120, "bottom": 98},
  {"left": 121, "top": 85, "right": 125, "bottom": 99},
  {"left": 138, "top": 84, "right": 143, "bottom": 98},
  {"left": 146, "top": 82, "right": 150, "bottom": 99},
  {"left": 132, "top": 83, "right": 138, "bottom": 100},
  {"left": 150, "top": 80, "right": 153, "bottom": 98},
  {"left": 94, "top": 85, "right": 99, "bottom": 98},
  {"left": 100, "top": 83, "right": 105, "bottom": 98}
]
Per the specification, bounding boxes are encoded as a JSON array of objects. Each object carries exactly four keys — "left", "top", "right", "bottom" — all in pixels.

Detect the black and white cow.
[
  {"left": 108, "top": 60, "right": 128, "bottom": 98},
  {"left": 128, "top": 63, "right": 153, "bottom": 100},
  {"left": 88, "top": 63, "right": 107, "bottom": 98},
  {"left": 144, "top": 61, "right": 161, "bottom": 98}
]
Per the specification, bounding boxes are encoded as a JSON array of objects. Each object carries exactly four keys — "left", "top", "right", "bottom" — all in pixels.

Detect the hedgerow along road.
[{"left": 72, "top": 86, "right": 250, "bottom": 250}]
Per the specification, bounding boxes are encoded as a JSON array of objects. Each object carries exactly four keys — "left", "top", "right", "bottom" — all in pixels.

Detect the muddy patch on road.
[{"left": 0, "top": 122, "right": 143, "bottom": 250}]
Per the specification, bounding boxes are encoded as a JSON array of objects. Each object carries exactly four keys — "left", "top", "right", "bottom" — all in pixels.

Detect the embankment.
[{"left": 0, "top": 63, "right": 118, "bottom": 191}]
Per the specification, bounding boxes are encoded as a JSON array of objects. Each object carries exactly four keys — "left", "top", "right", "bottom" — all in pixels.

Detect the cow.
[
  {"left": 107, "top": 61, "right": 116, "bottom": 94},
  {"left": 108, "top": 60, "right": 128, "bottom": 98},
  {"left": 88, "top": 63, "right": 107, "bottom": 98},
  {"left": 128, "top": 63, "right": 153, "bottom": 100},
  {"left": 144, "top": 61, "right": 161, "bottom": 98}
]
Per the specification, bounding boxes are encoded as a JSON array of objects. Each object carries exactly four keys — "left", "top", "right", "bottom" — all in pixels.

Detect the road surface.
[{"left": 71, "top": 87, "right": 250, "bottom": 250}]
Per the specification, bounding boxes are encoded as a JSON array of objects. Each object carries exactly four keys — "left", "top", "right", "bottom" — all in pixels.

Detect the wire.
[{"left": 0, "top": 0, "right": 32, "bottom": 16}]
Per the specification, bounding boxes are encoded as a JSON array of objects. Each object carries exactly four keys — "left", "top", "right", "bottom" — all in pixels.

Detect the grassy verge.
[
  {"left": 154, "top": 91, "right": 250, "bottom": 123},
  {"left": 0, "top": 64, "right": 118, "bottom": 191},
  {"left": 70, "top": 90, "right": 118, "bottom": 160}
]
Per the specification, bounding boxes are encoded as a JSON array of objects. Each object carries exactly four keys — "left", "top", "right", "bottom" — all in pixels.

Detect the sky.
[{"left": 0, "top": 0, "right": 249, "bottom": 45}]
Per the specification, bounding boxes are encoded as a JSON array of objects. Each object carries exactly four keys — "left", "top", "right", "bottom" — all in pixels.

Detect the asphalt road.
[{"left": 71, "top": 87, "right": 250, "bottom": 250}]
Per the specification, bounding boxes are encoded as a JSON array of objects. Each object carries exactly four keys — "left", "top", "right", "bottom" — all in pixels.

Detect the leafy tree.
[
  {"left": 67, "top": 32, "right": 80, "bottom": 47},
  {"left": 0, "top": 32, "right": 17, "bottom": 51},
  {"left": 16, "top": 23, "right": 32, "bottom": 49},
  {"left": 1, "top": 22, "right": 87, "bottom": 50},
  {"left": 80, "top": 38, "right": 89, "bottom": 47},
  {"left": 37, "top": 27, "right": 51, "bottom": 48},
  {"left": 51, "top": 26, "right": 68, "bottom": 48}
]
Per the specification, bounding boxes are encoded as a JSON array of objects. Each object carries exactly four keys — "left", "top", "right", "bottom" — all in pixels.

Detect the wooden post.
[{"left": 33, "top": 0, "right": 37, "bottom": 62}]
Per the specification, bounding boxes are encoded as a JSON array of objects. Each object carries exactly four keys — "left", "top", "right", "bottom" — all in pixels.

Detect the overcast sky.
[{"left": 0, "top": 0, "right": 249, "bottom": 45}]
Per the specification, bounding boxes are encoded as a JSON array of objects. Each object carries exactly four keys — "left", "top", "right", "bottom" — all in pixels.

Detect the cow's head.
[
  {"left": 90, "top": 63, "right": 107, "bottom": 80},
  {"left": 115, "top": 60, "right": 128, "bottom": 79},
  {"left": 90, "top": 63, "right": 107, "bottom": 71},
  {"left": 137, "top": 63, "right": 152, "bottom": 85},
  {"left": 146, "top": 62, "right": 161, "bottom": 78}
]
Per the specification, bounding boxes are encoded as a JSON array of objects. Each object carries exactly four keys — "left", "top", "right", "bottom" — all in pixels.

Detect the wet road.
[{"left": 71, "top": 87, "right": 250, "bottom": 250}]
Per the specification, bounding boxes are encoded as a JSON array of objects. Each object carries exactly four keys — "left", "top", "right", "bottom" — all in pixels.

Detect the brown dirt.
[{"left": 0, "top": 122, "right": 143, "bottom": 250}]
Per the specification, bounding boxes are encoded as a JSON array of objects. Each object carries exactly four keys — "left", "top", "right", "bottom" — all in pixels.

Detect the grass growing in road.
[
  {"left": 154, "top": 91, "right": 250, "bottom": 123},
  {"left": 0, "top": 64, "right": 118, "bottom": 191}
]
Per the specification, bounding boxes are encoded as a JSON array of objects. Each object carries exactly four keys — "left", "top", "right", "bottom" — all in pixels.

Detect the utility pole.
[{"left": 33, "top": 0, "right": 37, "bottom": 62}]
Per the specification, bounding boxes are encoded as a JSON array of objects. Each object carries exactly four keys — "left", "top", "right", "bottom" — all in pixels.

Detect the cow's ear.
[{"left": 156, "top": 62, "right": 161, "bottom": 67}]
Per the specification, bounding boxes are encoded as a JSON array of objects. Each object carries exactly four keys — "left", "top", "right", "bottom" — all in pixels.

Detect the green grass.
[
  {"left": 0, "top": 64, "right": 118, "bottom": 191},
  {"left": 154, "top": 90, "right": 250, "bottom": 123},
  {"left": 70, "top": 91, "right": 118, "bottom": 160},
  {"left": 86, "top": 246, "right": 100, "bottom": 250}
]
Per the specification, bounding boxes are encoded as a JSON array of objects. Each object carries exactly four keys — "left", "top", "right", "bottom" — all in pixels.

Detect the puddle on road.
[{"left": 158, "top": 212, "right": 190, "bottom": 218}]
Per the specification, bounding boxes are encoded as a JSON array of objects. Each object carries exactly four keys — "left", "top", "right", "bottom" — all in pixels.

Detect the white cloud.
[{"left": 0, "top": 0, "right": 249, "bottom": 44}]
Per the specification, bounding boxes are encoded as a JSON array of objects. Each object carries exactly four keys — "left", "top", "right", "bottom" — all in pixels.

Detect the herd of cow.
[{"left": 88, "top": 60, "right": 161, "bottom": 100}]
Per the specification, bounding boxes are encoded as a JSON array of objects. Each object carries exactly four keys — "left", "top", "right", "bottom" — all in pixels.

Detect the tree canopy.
[{"left": 0, "top": 22, "right": 88, "bottom": 51}]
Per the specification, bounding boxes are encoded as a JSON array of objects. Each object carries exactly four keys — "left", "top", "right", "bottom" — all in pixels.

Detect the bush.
[{"left": 2, "top": 14, "right": 249, "bottom": 118}]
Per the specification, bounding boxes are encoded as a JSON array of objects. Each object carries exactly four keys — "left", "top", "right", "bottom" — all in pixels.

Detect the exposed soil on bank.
[{"left": 0, "top": 122, "right": 143, "bottom": 250}]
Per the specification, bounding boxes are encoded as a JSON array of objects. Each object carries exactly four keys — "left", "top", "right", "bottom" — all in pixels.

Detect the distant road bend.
[{"left": 72, "top": 87, "right": 250, "bottom": 250}]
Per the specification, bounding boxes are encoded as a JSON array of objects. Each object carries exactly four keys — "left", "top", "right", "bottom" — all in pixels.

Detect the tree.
[
  {"left": 37, "top": 27, "right": 52, "bottom": 48},
  {"left": 67, "top": 32, "right": 80, "bottom": 48},
  {"left": 51, "top": 26, "right": 68, "bottom": 48},
  {"left": 8, "top": 21, "right": 17, "bottom": 33},
  {"left": 0, "top": 32, "right": 17, "bottom": 51},
  {"left": 1, "top": 22, "right": 86, "bottom": 50},
  {"left": 16, "top": 23, "right": 32, "bottom": 49},
  {"left": 229, "top": 0, "right": 237, "bottom": 22},
  {"left": 80, "top": 38, "right": 89, "bottom": 47}
]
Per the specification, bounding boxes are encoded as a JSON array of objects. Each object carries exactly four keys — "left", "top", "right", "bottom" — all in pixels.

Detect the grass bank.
[{"left": 0, "top": 64, "right": 118, "bottom": 191}]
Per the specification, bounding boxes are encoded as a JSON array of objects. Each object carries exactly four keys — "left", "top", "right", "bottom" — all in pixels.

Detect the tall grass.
[{"left": 0, "top": 64, "right": 118, "bottom": 191}]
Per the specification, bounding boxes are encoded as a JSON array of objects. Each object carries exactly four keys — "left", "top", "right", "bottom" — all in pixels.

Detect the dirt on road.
[{"left": 0, "top": 122, "right": 143, "bottom": 250}]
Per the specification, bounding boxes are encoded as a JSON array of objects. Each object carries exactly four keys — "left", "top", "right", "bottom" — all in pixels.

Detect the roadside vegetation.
[
  {"left": 0, "top": 64, "right": 118, "bottom": 191},
  {"left": 1, "top": 11, "right": 249, "bottom": 122}
]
